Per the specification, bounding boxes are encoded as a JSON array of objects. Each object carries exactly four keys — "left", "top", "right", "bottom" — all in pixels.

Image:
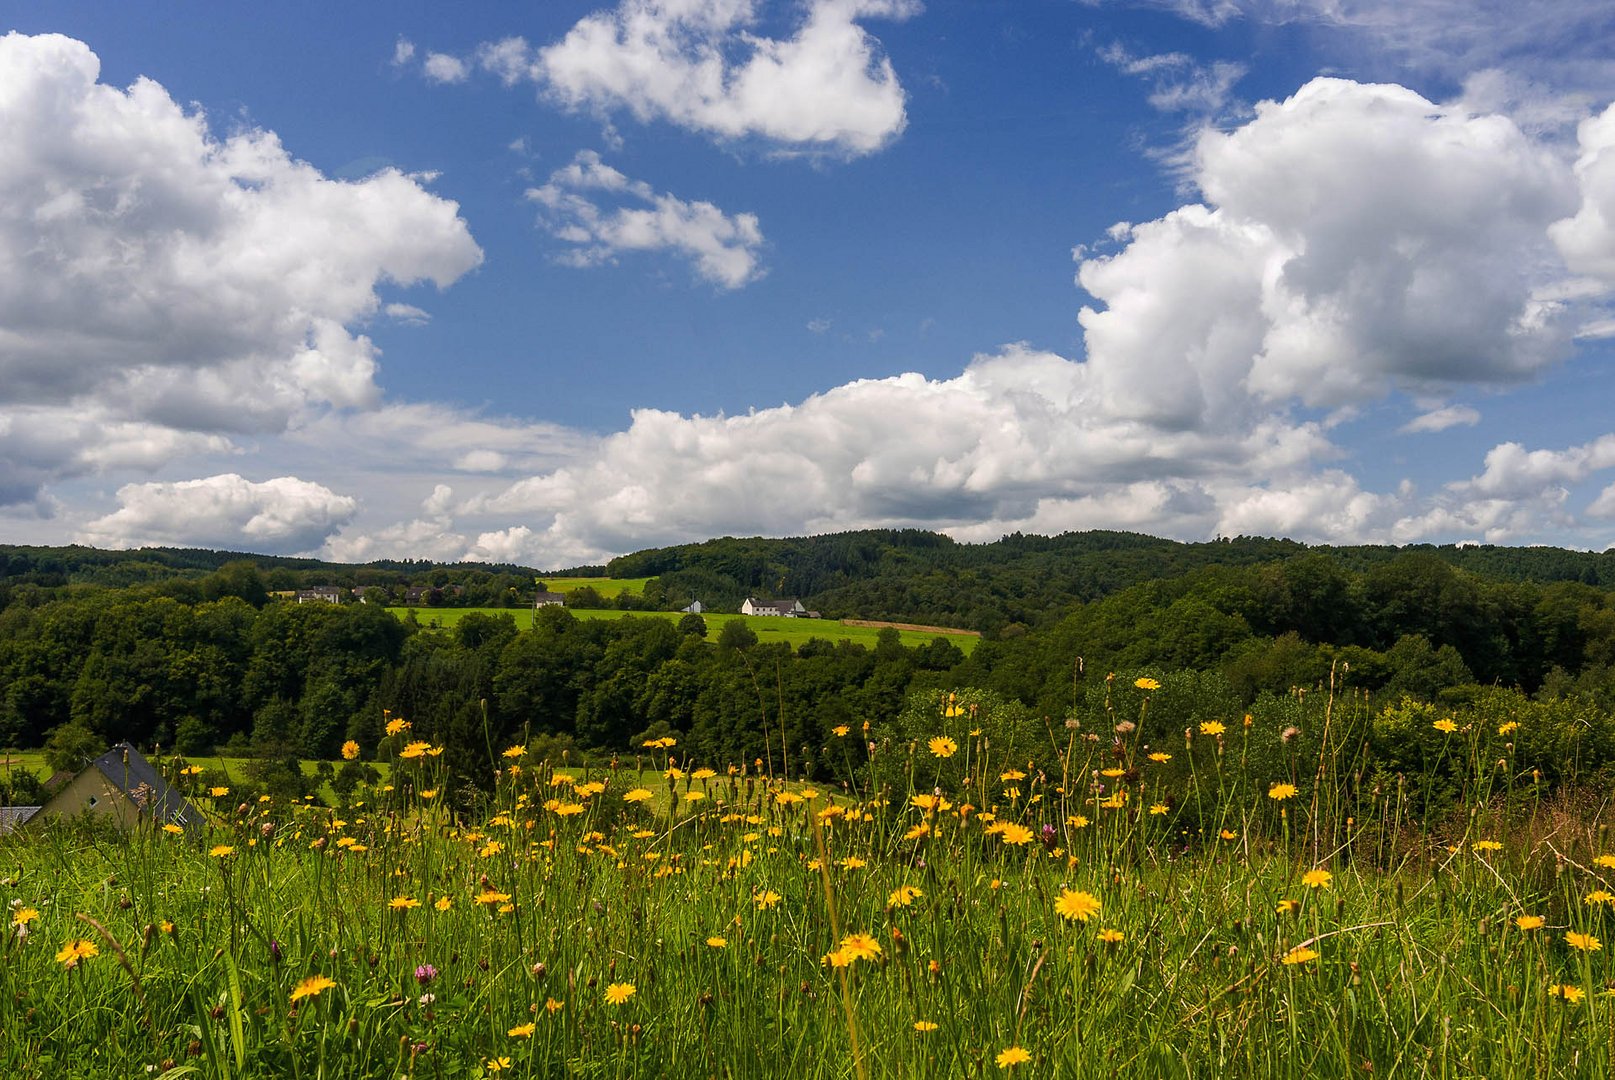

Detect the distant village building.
[
  {"left": 296, "top": 586, "right": 345, "bottom": 604},
  {"left": 740, "top": 597, "right": 813, "bottom": 618},
  {"left": 2, "top": 743, "right": 202, "bottom": 836},
  {"left": 354, "top": 585, "right": 390, "bottom": 604},
  {"left": 681, "top": 599, "right": 704, "bottom": 615},
  {"left": 533, "top": 590, "right": 567, "bottom": 610}
]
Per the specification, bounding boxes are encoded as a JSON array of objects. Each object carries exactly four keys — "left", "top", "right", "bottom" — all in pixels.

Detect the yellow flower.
[
  {"left": 927, "top": 736, "right": 958, "bottom": 759},
  {"left": 996, "top": 1046, "right": 1031, "bottom": 1068},
  {"left": 399, "top": 740, "right": 432, "bottom": 760},
  {"left": 1587, "top": 890, "right": 1615, "bottom": 906},
  {"left": 888, "top": 885, "right": 923, "bottom": 908},
  {"left": 502, "top": 744, "right": 526, "bottom": 759},
  {"left": 914, "top": 1020, "right": 938, "bottom": 1032},
  {"left": 706, "top": 936, "right": 727, "bottom": 948},
  {"left": 341, "top": 740, "right": 360, "bottom": 760},
  {"left": 1199, "top": 721, "right": 1226, "bottom": 736},
  {"left": 476, "top": 890, "right": 512, "bottom": 906},
  {"left": 1549, "top": 984, "right": 1586, "bottom": 1003},
  {"left": 904, "top": 822, "right": 932, "bottom": 841},
  {"left": 421, "top": 789, "right": 438, "bottom": 800},
  {"left": 290, "top": 974, "right": 336, "bottom": 1002},
  {"left": 1097, "top": 927, "right": 1124, "bottom": 944},
  {"left": 832, "top": 724, "right": 850, "bottom": 737},
  {"left": 1433, "top": 718, "right": 1458, "bottom": 733},
  {"left": 604, "top": 982, "right": 636, "bottom": 1005},
  {"left": 1220, "top": 828, "right": 1238, "bottom": 841},
  {"left": 552, "top": 802, "right": 585, "bottom": 816},
  {"left": 55, "top": 938, "right": 99, "bottom": 968},
  {"left": 997, "top": 823, "right": 1034, "bottom": 845},
  {"left": 1055, "top": 888, "right": 1101, "bottom": 922},
  {"left": 389, "top": 896, "right": 420, "bottom": 911},
  {"left": 208, "top": 786, "right": 230, "bottom": 798},
  {"left": 622, "top": 788, "right": 653, "bottom": 803},
  {"left": 1302, "top": 868, "right": 1332, "bottom": 889},
  {"left": 1566, "top": 931, "right": 1602, "bottom": 952},
  {"left": 1595, "top": 854, "right": 1615, "bottom": 869},
  {"left": 12, "top": 907, "right": 40, "bottom": 927},
  {"left": 1472, "top": 840, "right": 1502, "bottom": 853},
  {"left": 210, "top": 845, "right": 235, "bottom": 858},
  {"left": 840, "top": 932, "right": 882, "bottom": 961},
  {"left": 754, "top": 890, "right": 782, "bottom": 910},
  {"left": 545, "top": 998, "right": 563, "bottom": 1013},
  {"left": 1149, "top": 803, "right": 1169, "bottom": 816},
  {"left": 486, "top": 1057, "right": 512, "bottom": 1073},
  {"left": 1100, "top": 767, "right": 1125, "bottom": 778},
  {"left": 1134, "top": 677, "right": 1160, "bottom": 691},
  {"left": 684, "top": 791, "right": 706, "bottom": 803},
  {"left": 385, "top": 717, "right": 409, "bottom": 736},
  {"left": 162, "top": 823, "right": 184, "bottom": 835},
  {"left": 1268, "top": 782, "right": 1298, "bottom": 801},
  {"left": 1282, "top": 945, "right": 1318, "bottom": 966},
  {"left": 435, "top": 897, "right": 453, "bottom": 912},
  {"left": 1277, "top": 899, "right": 1299, "bottom": 915},
  {"left": 508, "top": 1022, "right": 536, "bottom": 1037},
  {"left": 1498, "top": 721, "right": 1519, "bottom": 736},
  {"left": 692, "top": 767, "right": 717, "bottom": 780},
  {"left": 1067, "top": 814, "right": 1090, "bottom": 830},
  {"left": 1147, "top": 752, "right": 1171, "bottom": 763},
  {"left": 1516, "top": 914, "right": 1545, "bottom": 931}
]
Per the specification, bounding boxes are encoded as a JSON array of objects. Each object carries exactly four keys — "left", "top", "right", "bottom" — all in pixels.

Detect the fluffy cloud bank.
[
  {"left": 0, "top": 32, "right": 482, "bottom": 503},
  {"left": 365, "top": 77, "right": 1615, "bottom": 566},
  {"left": 424, "top": 0, "right": 919, "bottom": 155},
  {"left": 529, "top": 151, "right": 766, "bottom": 288},
  {"left": 79, "top": 474, "right": 358, "bottom": 554}
]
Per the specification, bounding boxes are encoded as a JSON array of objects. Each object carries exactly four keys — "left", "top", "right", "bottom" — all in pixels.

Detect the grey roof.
[
  {"left": 0, "top": 806, "right": 40, "bottom": 834},
  {"left": 89, "top": 744, "right": 204, "bottom": 834}
]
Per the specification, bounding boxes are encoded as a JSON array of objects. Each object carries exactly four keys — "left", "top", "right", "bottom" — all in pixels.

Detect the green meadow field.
[
  {"left": 5, "top": 691, "right": 1614, "bottom": 1078},
  {"left": 392, "top": 606, "right": 980, "bottom": 654},
  {"left": 532, "top": 577, "right": 654, "bottom": 598}
]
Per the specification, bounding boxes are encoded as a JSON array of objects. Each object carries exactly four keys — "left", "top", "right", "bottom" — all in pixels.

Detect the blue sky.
[{"left": 3, "top": 1, "right": 1615, "bottom": 565}]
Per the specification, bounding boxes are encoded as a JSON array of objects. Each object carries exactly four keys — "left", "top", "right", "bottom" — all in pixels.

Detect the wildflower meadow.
[{"left": 5, "top": 675, "right": 1615, "bottom": 1078}]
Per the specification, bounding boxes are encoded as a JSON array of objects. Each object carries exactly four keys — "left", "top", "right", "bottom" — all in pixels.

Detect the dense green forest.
[{"left": 4, "top": 533, "right": 1615, "bottom": 804}]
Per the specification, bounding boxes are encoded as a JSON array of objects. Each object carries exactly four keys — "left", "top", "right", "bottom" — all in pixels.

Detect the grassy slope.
[{"left": 392, "top": 606, "right": 979, "bottom": 654}]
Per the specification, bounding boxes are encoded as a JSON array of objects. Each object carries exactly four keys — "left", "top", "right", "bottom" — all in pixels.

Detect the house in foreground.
[{"left": 0, "top": 743, "right": 202, "bottom": 837}]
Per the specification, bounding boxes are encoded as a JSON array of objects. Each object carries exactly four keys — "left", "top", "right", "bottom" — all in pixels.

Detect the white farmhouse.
[{"left": 741, "top": 597, "right": 809, "bottom": 618}]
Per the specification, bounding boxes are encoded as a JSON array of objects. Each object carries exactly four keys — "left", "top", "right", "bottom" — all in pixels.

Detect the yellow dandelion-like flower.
[
  {"left": 1067, "top": 814, "right": 1090, "bottom": 829},
  {"left": 1097, "top": 927, "right": 1124, "bottom": 944},
  {"left": 1199, "top": 721, "right": 1225, "bottom": 736},
  {"left": 888, "top": 885, "right": 923, "bottom": 908},
  {"left": 840, "top": 855, "right": 867, "bottom": 869},
  {"left": 996, "top": 1046, "right": 1032, "bottom": 1068},
  {"left": 1220, "top": 828, "right": 1238, "bottom": 840},
  {"left": 1587, "top": 890, "right": 1615, "bottom": 905},
  {"left": 434, "top": 896, "right": 452, "bottom": 912},
  {"left": 1472, "top": 840, "right": 1502, "bottom": 853},
  {"left": 162, "top": 823, "right": 184, "bottom": 835},
  {"left": 210, "top": 845, "right": 235, "bottom": 858},
  {"left": 290, "top": 974, "right": 336, "bottom": 1002},
  {"left": 1100, "top": 767, "right": 1126, "bottom": 778},
  {"left": 840, "top": 933, "right": 882, "bottom": 961},
  {"left": 683, "top": 791, "right": 706, "bottom": 803},
  {"left": 1268, "top": 782, "right": 1298, "bottom": 801},
  {"left": 12, "top": 907, "right": 40, "bottom": 928},
  {"left": 1302, "top": 868, "right": 1332, "bottom": 889},
  {"left": 832, "top": 724, "right": 850, "bottom": 737},
  {"left": 55, "top": 938, "right": 98, "bottom": 968},
  {"left": 398, "top": 740, "right": 432, "bottom": 760},
  {"left": 927, "top": 736, "right": 958, "bottom": 759},
  {"left": 545, "top": 998, "right": 563, "bottom": 1013},
  {"left": 1595, "top": 854, "right": 1615, "bottom": 869},
  {"left": 1433, "top": 718, "right": 1458, "bottom": 733},
  {"left": 1277, "top": 899, "right": 1299, "bottom": 915},
  {"left": 914, "top": 1020, "right": 938, "bottom": 1032},
  {"left": 1149, "top": 803, "right": 1169, "bottom": 816},
  {"left": 208, "top": 786, "right": 230, "bottom": 798},
  {"left": 389, "top": 896, "right": 420, "bottom": 911},
  {"left": 1549, "top": 983, "right": 1586, "bottom": 1003},
  {"left": 485, "top": 1057, "right": 512, "bottom": 1073},
  {"left": 1516, "top": 914, "right": 1545, "bottom": 931},
  {"left": 622, "top": 788, "right": 653, "bottom": 803},
  {"left": 341, "top": 740, "right": 361, "bottom": 760},
  {"left": 1282, "top": 945, "right": 1318, "bottom": 966},
  {"left": 1498, "top": 721, "right": 1519, "bottom": 735},
  {"left": 508, "top": 1022, "right": 536, "bottom": 1037},
  {"left": 1055, "top": 888, "right": 1101, "bottom": 922},
  {"left": 706, "top": 936, "right": 727, "bottom": 948},
  {"left": 1148, "top": 752, "right": 1171, "bottom": 763},
  {"left": 1566, "top": 931, "right": 1602, "bottom": 952},
  {"left": 754, "top": 890, "right": 782, "bottom": 910},
  {"left": 385, "top": 717, "right": 409, "bottom": 736},
  {"left": 552, "top": 802, "right": 585, "bottom": 816},
  {"left": 1134, "top": 677, "right": 1160, "bottom": 691},
  {"left": 904, "top": 822, "right": 931, "bottom": 841},
  {"left": 475, "top": 890, "right": 512, "bottom": 906},
  {"left": 604, "top": 982, "right": 636, "bottom": 1005},
  {"left": 502, "top": 744, "right": 526, "bottom": 759}
]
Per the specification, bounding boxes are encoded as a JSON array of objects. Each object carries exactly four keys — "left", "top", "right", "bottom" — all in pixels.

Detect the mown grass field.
[
  {"left": 5, "top": 688, "right": 1615, "bottom": 1078},
  {"left": 393, "top": 606, "right": 980, "bottom": 655},
  {"left": 532, "top": 577, "right": 654, "bottom": 598},
  {"left": 0, "top": 753, "right": 387, "bottom": 804}
]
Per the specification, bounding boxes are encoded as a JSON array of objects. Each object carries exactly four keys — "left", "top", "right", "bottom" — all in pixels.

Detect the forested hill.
[{"left": 608, "top": 530, "right": 1615, "bottom": 633}]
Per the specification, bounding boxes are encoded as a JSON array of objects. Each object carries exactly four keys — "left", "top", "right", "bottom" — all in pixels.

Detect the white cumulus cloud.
[
  {"left": 529, "top": 150, "right": 766, "bottom": 288},
  {"left": 0, "top": 32, "right": 483, "bottom": 503},
  {"left": 1400, "top": 405, "right": 1481, "bottom": 434},
  {"left": 78, "top": 474, "right": 359, "bottom": 554},
  {"left": 459, "top": 0, "right": 919, "bottom": 156}
]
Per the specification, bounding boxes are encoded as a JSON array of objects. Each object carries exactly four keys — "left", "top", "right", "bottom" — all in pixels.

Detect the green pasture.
[
  {"left": 533, "top": 576, "right": 652, "bottom": 597},
  {"left": 392, "top": 606, "right": 978, "bottom": 654}
]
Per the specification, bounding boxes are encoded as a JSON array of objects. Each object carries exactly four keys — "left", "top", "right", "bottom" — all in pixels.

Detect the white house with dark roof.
[{"left": 741, "top": 597, "right": 811, "bottom": 618}]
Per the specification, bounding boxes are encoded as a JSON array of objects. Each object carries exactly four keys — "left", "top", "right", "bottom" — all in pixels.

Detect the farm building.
[
  {"left": 533, "top": 590, "right": 567, "bottom": 610},
  {"left": 5, "top": 744, "right": 202, "bottom": 837},
  {"left": 740, "top": 597, "right": 816, "bottom": 618}
]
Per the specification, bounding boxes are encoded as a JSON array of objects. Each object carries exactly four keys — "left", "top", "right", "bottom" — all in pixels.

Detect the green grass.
[
  {"left": 6, "top": 697, "right": 1615, "bottom": 1077},
  {"left": 533, "top": 576, "right": 652, "bottom": 598},
  {"left": 1, "top": 752, "right": 387, "bottom": 805},
  {"left": 392, "top": 606, "right": 979, "bottom": 654}
]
